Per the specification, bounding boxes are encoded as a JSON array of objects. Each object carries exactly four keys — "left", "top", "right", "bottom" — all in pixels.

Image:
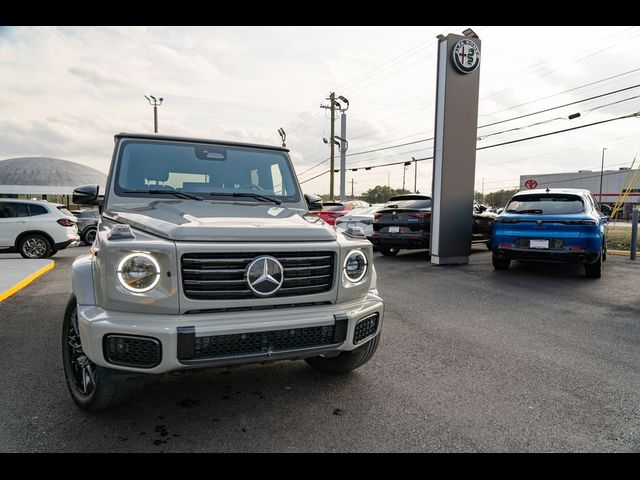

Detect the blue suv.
[{"left": 491, "top": 188, "right": 608, "bottom": 278}]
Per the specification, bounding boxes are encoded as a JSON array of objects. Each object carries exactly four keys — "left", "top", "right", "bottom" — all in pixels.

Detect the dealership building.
[
  {"left": 0, "top": 157, "right": 107, "bottom": 207},
  {"left": 519, "top": 168, "right": 639, "bottom": 217}
]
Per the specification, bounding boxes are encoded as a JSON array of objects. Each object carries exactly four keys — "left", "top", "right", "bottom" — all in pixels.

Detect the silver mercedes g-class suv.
[{"left": 63, "top": 133, "right": 384, "bottom": 411}]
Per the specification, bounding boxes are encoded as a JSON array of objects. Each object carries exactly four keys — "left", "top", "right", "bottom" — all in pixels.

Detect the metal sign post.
[{"left": 430, "top": 31, "right": 482, "bottom": 265}]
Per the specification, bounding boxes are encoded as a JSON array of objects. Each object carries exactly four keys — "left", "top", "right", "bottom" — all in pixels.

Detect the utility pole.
[
  {"left": 412, "top": 156, "right": 417, "bottom": 193},
  {"left": 351, "top": 179, "right": 355, "bottom": 199},
  {"left": 320, "top": 92, "right": 337, "bottom": 200},
  {"left": 321, "top": 93, "right": 349, "bottom": 201},
  {"left": 481, "top": 177, "right": 485, "bottom": 204},
  {"left": 599, "top": 147, "right": 607, "bottom": 207},
  {"left": 402, "top": 162, "right": 411, "bottom": 191},
  {"left": 387, "top": 172, "right": 390, "bottom": 189},
  {"left": 145, "top": 95, "right": 164, "bottom": 133}
]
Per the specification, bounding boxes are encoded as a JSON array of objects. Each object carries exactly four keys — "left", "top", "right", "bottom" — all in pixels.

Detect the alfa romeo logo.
[
  {"left": 246, "top": 256, "right": 284, "bottom": 297},
  {"left": 452, "top": 39, "right": 480, "bottom": 73}
]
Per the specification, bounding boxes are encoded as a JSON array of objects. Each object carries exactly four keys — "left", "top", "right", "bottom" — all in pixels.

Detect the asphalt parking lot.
[{"left": 1, "top": 246, "right": 639, "bottom": 452}]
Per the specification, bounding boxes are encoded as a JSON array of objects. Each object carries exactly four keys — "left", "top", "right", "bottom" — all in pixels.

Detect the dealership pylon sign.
[{"left": 431, "top": 31, "right": 482, "bottom": 265}]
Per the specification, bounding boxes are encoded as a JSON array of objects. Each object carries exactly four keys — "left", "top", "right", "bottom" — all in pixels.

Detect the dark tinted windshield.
[
  {"left": 386, "top": 198, "right": 432, "bottom": 209},
  {"left": 115, "top": 140, "right": 299, "bottom": 201},
  {"left": 506, "top": 194, "right": 584, "bottom": 214}
]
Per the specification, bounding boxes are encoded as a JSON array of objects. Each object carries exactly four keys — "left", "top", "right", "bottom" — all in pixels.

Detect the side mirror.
[
  {"left": 479, "top": 204, "right": 487, "bottom": 212},
  {"left": 600, "top": 204, "right": 612, "bottom": 216},
  {"left": 304, "top": 193, "right": 323, "bottom": 211},
  {"left": 73, "top": 184, "right": 103, "bottom": 208}
]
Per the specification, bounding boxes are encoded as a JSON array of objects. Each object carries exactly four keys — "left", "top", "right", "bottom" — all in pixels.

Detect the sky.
[{"left": 1, "top": 25, "right": 640, "bottom": 198}]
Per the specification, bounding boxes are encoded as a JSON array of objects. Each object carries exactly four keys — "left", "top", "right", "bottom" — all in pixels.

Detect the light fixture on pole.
[
  {"left": 144, "top": 95, "right": 164, "bottom": 133},
  {"left": 599, "top": 147, "right": 607, "bottom": 207},
  {"left": 277, "top": 128, "right": 286, "bottom": 147}
]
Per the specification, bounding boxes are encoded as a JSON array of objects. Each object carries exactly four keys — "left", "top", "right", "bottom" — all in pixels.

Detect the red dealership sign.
[{"left": 524, "top": 179, "right": 538, "bottom": 189}]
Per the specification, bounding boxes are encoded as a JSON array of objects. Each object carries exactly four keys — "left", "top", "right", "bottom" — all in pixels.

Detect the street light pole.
[
  {"left": 599, "top": 147, "right": 607, "bottom": 207},
  {"left": 145, "top": 95, "right": 164, "bottom": 133}
]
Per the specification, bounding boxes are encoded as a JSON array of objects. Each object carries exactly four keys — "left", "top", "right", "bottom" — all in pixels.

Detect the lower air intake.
[
  {"left": 103, "top": 335, "right": 161, "bottom": 368},
  {"left": 353, "top": 313, "right": 379, "bottom": 344},
  {"left": 193, "top": 325, "right": 336, "bottom": 360}
]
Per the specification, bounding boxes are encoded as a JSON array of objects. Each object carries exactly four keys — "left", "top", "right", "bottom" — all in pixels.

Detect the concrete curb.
[
  {"left": 0, "top": 261, "right": 54, "bottom": 303},
  {"left": 608, "top": 249, "right": 633, "bottom": 256}
]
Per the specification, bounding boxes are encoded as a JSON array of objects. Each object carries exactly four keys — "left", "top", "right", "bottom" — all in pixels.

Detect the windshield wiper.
[
  {"left": 507, "top": 209, "right": 543, "bottom": 214},
  {"left": 123, "top": 189, "right": 203, "bottom": 201},
  {"left": 209, "top": 191, "right": 282, "bottom": 205}
]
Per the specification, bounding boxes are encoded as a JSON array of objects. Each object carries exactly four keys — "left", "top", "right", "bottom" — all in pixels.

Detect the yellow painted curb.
[{"left": 0, "top": 261, "right": 54, "bottom": 303}]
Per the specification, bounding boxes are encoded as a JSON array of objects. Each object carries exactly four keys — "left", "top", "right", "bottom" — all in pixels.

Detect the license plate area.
[
  {"left": 388, "top": 226, "right": 400, "bottom": 233},
  {"left": 529, "top": 239, "right": 549, "bottom": 249},
  {"left": 347, "top": 222, "right": 357, "bottom": 229}
]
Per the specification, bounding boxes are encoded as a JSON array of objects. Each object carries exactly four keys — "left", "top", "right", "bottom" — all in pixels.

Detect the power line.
[
  {"left": 297, "top": 87, "right": 640, "bottom": 179},
  {"left": 300, "top": 110, "right": 640, "bottom": 185}
]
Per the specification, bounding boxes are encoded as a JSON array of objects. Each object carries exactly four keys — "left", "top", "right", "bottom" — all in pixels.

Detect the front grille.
[
  {"left": 353, "top": 314, "right": 379, "bottom": 344},
  {"left": 181, "top": 251, "right": 334, "bottom": 300},
  {"left": 193, "top": 325, "right": 336, "bottom": 360},
  {"left": 103, "top": 335, "right": 161, "bottom": 368}
]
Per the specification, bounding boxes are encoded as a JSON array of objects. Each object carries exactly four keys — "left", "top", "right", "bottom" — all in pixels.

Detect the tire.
[
  {"left": 305, "top": 334, "right": 381, "bottom": 374},
  {"left": 62, "top": 295, "right": 144, "bottom": 412},
  {"left": 82, "top": 228, "right": 97, "bottom": 245},
  {"left": 585, "top": 253, "right": 602, "bottom": 279},
  {"left": 379, "top": 247, "right": 400, "bottom": 256},
  {"left": 48, "top": 249, "right": 58, "bottom": 258},
  {"left": 19, "top": 234, "right": 52, "bottom": 259},
  {"left": 485, "top": 241, "right": 492, "bottom": 251},
  {"left": 492, "top": 254, "right": 510, "bottom": 270}
]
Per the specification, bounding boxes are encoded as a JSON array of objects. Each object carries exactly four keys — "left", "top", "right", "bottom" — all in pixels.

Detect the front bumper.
[{"left": 77, "top": 291, "right": 384, "bottom": 374}]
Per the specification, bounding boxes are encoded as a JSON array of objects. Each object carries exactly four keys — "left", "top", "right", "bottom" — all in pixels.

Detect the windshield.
[
  {"left": 114, "top": 140, "right": 300, "bottom": 202},
  {"left": 322, "top": 203, "right": 345, "bottom": 212},
  {"left": 506, "top": 194, "right": 584, "bottom": 215}
]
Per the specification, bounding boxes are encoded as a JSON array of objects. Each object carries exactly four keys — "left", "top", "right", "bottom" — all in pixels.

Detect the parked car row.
[
  {"left": 368, "top": 194, "right": 496, "bottom": 256},
  {"left": 323, "top": 188, "right": 608, "bottom": 279}
]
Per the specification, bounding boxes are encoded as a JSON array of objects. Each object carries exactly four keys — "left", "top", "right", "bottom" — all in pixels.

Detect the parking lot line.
[{"left": 0, "top": 261, "right": 54, "bottom": 303}]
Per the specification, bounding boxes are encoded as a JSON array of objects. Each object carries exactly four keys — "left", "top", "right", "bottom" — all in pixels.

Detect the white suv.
[{"left": 0, "top": 199, "right": 80, "bottom": 258}]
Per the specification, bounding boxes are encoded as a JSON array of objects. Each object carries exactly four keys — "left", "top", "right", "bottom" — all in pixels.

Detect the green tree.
[
  {"left": 474, "top": 191, "right": 484, "bottom": 203},
  {"left": 361, "top": 185, "right": 412, "bottom": 204},
  {"left": 484, "top": 188, "right": 518, "bottom": 208}
]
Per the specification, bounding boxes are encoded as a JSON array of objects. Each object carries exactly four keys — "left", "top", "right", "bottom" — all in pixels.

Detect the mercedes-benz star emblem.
[{"left": 246, "top": 256, "right": 284, "bottom": 297}]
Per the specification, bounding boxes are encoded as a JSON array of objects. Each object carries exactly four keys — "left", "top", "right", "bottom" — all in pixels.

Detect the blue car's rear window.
[{"left": 506, "top": 194, "right": 584, "bottom": 215}]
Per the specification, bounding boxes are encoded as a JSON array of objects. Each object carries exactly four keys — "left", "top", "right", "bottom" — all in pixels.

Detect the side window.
[
  {"left": 29, "top": 204, "right": 49, "bottom": 216},
  {"left": 0, "top": 203, "right": 30, "bottom": 218},
  {"left": 14, "top": 203, "right": 29, "bottom": 217},
  {"left": 0, "top": 203, "right": 12, "bottom": 218}
]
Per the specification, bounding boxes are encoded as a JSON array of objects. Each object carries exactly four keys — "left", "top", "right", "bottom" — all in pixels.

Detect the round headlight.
[
  {"left": 116, "top": 253, "right": 160, "bottom": 293},
  {"left": 344, "top": 250, "right": 368, "bottom": 283}
]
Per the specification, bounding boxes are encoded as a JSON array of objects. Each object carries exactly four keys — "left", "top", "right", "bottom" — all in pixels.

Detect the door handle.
[{"left": 17, "top": 221, "right": 28, "bottom": 223}]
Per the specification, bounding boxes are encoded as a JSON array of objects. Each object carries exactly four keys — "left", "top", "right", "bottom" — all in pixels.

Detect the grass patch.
[{"left": 606, "top": 224, "right": 639, "bottom": 251}]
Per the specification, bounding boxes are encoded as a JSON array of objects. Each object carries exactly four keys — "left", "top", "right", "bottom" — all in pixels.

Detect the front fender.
[{"left": 71, "top": 254, "right": 96, "bottom": 305}]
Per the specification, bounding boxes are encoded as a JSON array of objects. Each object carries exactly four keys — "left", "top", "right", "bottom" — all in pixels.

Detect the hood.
[{"left": 104, "top": 200, "right": 337, "bottom": 242}]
